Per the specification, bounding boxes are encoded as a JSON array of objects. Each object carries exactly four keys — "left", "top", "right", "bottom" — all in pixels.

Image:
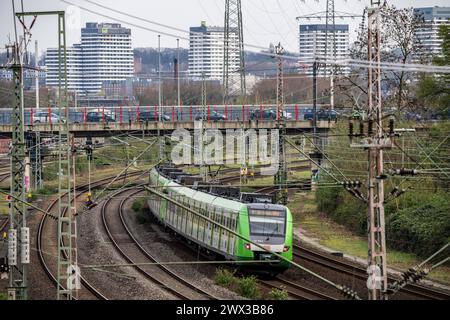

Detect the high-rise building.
[
  {"left": 45, "top": 44, "right": 83, "bottom": 91},
  {"left": 188, "top": 21, "right": 238, "bottom": 81},
  {"left": 81, "top": 22, "right": 134, "bottom": 93},
  {"left": 414, "top": 7, "right": 450, "bottom": 56},
  {"left": 298, "top": 24, "right": 349, "bottom": 76},
  {"left": 45, "top": 22, "right": 134, "bottom": 93}
]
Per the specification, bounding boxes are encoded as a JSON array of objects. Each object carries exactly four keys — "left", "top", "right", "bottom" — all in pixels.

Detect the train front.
[{"left": 237, "top": 203, "right": 293, "bottom": 274}]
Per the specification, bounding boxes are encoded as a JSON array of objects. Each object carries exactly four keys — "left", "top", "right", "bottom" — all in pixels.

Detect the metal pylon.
[
  {"left": 223, "top": 0, "right": 246, "bottom": 104},
  {"left": 274, "top": 43, "right": 287, "bottom": 205},
  {"left": 200, "top": 72, "right": 208, "bottom": 181},
  {"left": 325, "top": 0, "right": 336, "bottom": 108},
  {"left": 367, "top": 1, "right": 388, "bottom": 300},
  {"left": 7, "top": 43, "right": 29, "bottom": 300},
  {"left": 55, "top": 12, "right": 76, "bottom": 300}
]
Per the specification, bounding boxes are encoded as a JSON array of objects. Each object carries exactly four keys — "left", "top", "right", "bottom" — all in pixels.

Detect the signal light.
[
  {"left": 283, "top": 246, "right": 290, "bottom": 252},
  {"left": 244, "top": 243, "right": 251, "bottom": 250}
]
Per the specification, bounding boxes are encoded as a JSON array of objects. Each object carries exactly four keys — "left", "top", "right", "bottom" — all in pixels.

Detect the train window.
[{"left": 248, "top": 209, "right": 286, "bottom": 238}]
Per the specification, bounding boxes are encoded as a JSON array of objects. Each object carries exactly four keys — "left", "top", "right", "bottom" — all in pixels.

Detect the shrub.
[
  {"left": 268, "top": 288, "right": 289, "bottom": 300},
  {"left": 237, "top": 275, "right": 260, "bottom": 299},
  {"left": 131, "top": 198, "right": 145, "bottom": 213},
  {"left": 214, "top": 268, "right": 235, "bottom": 287},
  {"left": 386, "top": 192, "right": 450, "bottom": 257}
]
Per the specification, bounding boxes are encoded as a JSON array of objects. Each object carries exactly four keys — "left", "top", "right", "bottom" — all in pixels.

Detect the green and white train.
[{"left": 147, "top": 167, "right": 293, "bottom": 274}]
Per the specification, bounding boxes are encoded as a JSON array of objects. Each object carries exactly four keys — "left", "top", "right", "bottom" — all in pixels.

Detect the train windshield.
[{"left": 248, "top": 209, "right": 286, "bottom": 238}]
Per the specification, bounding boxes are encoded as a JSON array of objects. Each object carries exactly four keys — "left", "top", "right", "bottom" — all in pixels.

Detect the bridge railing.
[{"left": 0, "top": 104, "right": 336, "bottom": 125}]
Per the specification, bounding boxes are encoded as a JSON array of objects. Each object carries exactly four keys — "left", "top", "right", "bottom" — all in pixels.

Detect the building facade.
[
  {"left": 414, "top": 7, "right": 450, "bottom": 56},
  {"left": 298, "top": 24, "right": 349, "bottom": 76},
  {"left": 188, "top": 21, "right": 238, "bottom": 81},
  {"left": 45, "top": 45, "right": 83, "bottom": 91},
  {"left": 45, "top": 22, "right": 134, "bottom": 94}
]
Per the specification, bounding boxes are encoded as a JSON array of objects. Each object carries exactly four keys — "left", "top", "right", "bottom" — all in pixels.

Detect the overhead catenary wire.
[{"left": 59, "top": 0, "right": 450, "bottom": 74}]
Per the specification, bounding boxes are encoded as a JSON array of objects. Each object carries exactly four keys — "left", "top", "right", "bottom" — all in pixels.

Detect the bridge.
[{"left": 0, "top": 120, "right": 335, "bottom": 138}]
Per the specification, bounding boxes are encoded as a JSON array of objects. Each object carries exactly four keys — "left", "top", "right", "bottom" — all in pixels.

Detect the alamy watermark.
[{"left": 170, "top": 127, "right": 280, "bottom": 176}]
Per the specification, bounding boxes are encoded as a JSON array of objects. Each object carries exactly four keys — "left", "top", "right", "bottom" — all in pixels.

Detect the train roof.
[{"left": 152, "top": 168, "right": 244, "bottom": 213}]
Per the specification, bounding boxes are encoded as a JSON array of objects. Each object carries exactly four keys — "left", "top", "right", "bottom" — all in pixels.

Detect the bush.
[
  {"left": 132, "top": 198, "right": 145, "bottom": 213},
  {"left": 214, "top": 268, "right": 235, "bottom": 287},
  {"left": 316, "top": 185, "right": 366, "bottom": 235},
  {"left": 268, "top": 288, "right": 289, "bottom": 300},
  {"left": 237, "top": 275, "right": 260, "bottom": 299},
  {"left": 386, "top": 192, "right": 450, "bottom": 257}
]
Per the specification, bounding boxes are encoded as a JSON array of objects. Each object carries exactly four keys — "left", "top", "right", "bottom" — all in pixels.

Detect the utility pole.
[
  {"left": 223, "top": 0, "right": 246, "bottom": 104},
  {"left": 17, "top": 10, "right": 79, "bottom": 299},
  {"left": 34, "top": 40, "right": 42, "bottom": 190},
  {"left": 200, "top": 72, "right": 208, "bottom": 182},
  {"left": 325, "top": 0, "right": 336, "bottom": 110},
  {"left": 351, "top": 1, "right": 391, "bottom": 300},
  {"left": 177, "top": 38, "right": 181, "bottom": 108},
  {"left": 158, "top": 35, "right": 164, "bottom": 162},
  {"left": 5, "top": 40, "right": 29, "bottom": 300},
  {"left": 274, "top": 43, "right": 287, "bottom": 205}
]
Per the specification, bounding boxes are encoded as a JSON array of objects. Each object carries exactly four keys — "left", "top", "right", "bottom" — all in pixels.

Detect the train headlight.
[
  {"left": 283, "top": 246, "right": 290, "bottom": 252},
  {"left": 244, "top": 243, "right": 251, "bottom": 250}
]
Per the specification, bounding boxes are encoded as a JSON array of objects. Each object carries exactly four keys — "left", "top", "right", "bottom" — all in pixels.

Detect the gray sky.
[{"left": 1, "top": 0, "right": 449, "bottom": 55}]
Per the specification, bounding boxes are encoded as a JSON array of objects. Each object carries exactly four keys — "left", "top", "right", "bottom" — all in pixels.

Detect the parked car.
[
  {"left": 86, "top": 111, "right": 115, "bottom": 123},
  {"left": 33, "top": 112, "right": 65, "bottom": 124},
  {"left": 139, "top": 111, "right": 170, "bottom": 122},
  {"left": 250, "top": 109, "right": 277, "bottom": 120},
  {"left": 304, "top": 109, "right": 338, "bottom": 121},
  {"left": 195, "top": 111, "right": 226, "bottom": 121}
]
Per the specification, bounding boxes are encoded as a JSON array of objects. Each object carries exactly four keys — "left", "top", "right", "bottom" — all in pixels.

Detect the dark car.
[
  {"left": 86, "top": 111, "right": 115, "bottom": 123},
  {"left": 304, "top": 109, "right": 338, "bottom": 121},
  {"left": 250, "top": 109, "right": 277, "bottom": 120},
  {"left": 195, "top": 111, "right": 226, "bottom": 121},
  {"left": 139, "top": 111, "right": 170, "bottom": 122}
]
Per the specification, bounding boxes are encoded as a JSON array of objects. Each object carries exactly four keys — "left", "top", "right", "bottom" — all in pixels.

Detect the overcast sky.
[{"left": 1, "top": 0, "right": 449, "bottom": 55}]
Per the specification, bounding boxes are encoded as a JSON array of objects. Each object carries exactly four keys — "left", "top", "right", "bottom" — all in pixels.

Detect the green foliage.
[
  {"left": 132, "top": 198, "right": 148, "bottom": 224},
  {"left": 131, "top": 198, "right": 145, "bottom": 213},
  {"left": 36, "top": 186, "right": 58, "bottom": 195},
  {"left": 236, "top": 275, "right": 260, "bottom": 299},
  {"left": 268, "top": 288, "right": 289, "bottom": 300},
  {"left": 386, "top": 192, "right": 450, "bottom": 257},
  {"left": 214, "top": 268, "right": 236, "bottom": 288},
  {"left": 417, "top": 25, "right": 450, "bottom": 116},
  {"left": 316, "top": 182, "right": 366, "bottom": 234}
]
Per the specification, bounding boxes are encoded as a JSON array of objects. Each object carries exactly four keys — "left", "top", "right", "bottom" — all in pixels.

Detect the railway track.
[
  {"left": 259, "top": 277, "right": 337, "bottom": 300},
  {"left": 101, "top": 186, "right": 218, "bottom": 300},
  {"left": 0, "top": 173, "right": 9, "bottom": 183},
  {"left": 37, "top": 171, "right": 145, "bottom": 300},
  {"left": 293, "top": 244, "right": 450, "bottom": 300},
  {"left": 0, "top": 216, "right": 8, "bottom": 232}
]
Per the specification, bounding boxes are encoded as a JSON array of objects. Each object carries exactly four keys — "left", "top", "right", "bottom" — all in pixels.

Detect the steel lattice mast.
[
  {"left": 325, "top": 0, "right": 336, "bottom": 108},
  {"left": 53, "top": 11, "right": 76, "bottom": 300},
  {"left": 223, "top": 0, "right": 246, "bottom": 104},
  {"left": 6, "top": 41, "right": 29, "bottom": 300},
  {"left": 366, "top": 0, "right": 388, "bottom": 300},
  {"left": 274, "top": 43, "right": 287, "bottom": 205},
  {"left": 16, "top": 10, "right": 78, "bottom": 299}
]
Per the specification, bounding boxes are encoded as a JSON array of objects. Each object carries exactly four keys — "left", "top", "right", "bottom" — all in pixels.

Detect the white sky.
[{"left": 1, "top": 0, "right": 449, "bottom": 55}]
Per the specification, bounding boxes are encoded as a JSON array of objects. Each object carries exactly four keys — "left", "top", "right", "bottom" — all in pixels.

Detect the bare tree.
[{"left": 336, "top": 3, "right": 430, "bottom": 116}]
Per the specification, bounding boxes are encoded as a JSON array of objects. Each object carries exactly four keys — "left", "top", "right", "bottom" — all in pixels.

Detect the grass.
[
  {"left": 132, "top": 198, "right": 149, "bottom": 224},
  {"left": 214, "top": 268, "right": 236, "bottom": 287},
  {"left": 290, "top": 191, "right": 450, "bottom": 284},
  {"left": 236, "top": 275, "right": 261, "bottom": 299},
  {"left": 268, "top": 288, "right": 289, "bottom": 300},
  {"left": 214, "top": 268, "right": 266, "bottom": 299},
  {"left": 0, "top": 201, "right": 8, "bottom": 216}
]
